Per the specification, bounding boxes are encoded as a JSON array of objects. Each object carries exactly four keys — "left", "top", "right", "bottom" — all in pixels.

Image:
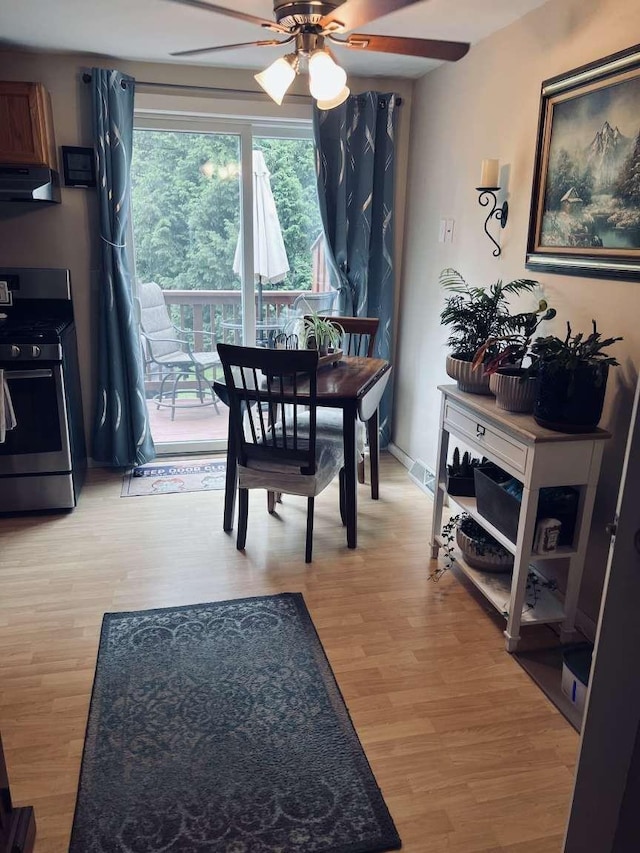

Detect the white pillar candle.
[{"left": 480, "top": 159, "right": 499, "bottom": 187}]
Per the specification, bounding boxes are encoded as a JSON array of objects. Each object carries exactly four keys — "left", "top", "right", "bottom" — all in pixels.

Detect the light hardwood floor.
[{"left": 0, "top": 453, "right": 578, "bottom": 852}]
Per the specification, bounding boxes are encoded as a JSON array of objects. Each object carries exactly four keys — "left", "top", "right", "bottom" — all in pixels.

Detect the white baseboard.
[
  {"left": 387, "top": 442, "right": 411, "bottom": 469},
  {"left": 388, "top": 442, "right": 435, "bottom": 496}
]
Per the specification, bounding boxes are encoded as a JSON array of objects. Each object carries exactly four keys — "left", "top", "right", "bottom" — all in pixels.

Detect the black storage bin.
[
  {"left": 474, "top": 465, "right": 519, "bottom": 541},
  {"left": 474, "top": 465, "right": 578, "bottom": 547},
  {"left": 540, "top": 487, "right": 580, "bottom": 545},
  {"left": 446, "top": 462, "right": 493, "bottom": 497},
  {"left": 446, "top": 473, "right": 476, "bottom": 497}
]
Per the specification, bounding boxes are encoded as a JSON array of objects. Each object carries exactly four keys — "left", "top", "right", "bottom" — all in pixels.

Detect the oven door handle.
[{"left": 4, "top": 369, "right": 54, "bottom": 380}]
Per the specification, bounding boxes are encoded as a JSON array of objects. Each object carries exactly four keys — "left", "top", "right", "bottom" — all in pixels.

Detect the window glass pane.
[
  {"left": 254, "top": 136, "right": 323, "bottom": 292},
  {"left": 254, "top": 136, "right": 334, "bottom": 324},
  {"left": 131, "top": 128, "right": 240, "bottom": 446},
  {"left": 130, "top": 124, "right": 330, "bottom": 450},
  {"left": 131, "top": 128, "right": 242, "bottom": 316}
]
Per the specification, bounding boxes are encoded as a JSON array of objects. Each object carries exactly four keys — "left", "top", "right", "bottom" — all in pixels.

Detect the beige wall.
[
  {"left": 0, "top": 49, "right": 413, "bottom": 457},
  {"left": 395, "top": 0, "right": 639, "bottom": 625}
]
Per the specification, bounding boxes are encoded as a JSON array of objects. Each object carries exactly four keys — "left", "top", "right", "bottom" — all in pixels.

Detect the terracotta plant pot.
[
  {"left": 489, "top": 367, "right": 538, "bottom": 413},
  {"left": 446, "top": 354, "right": 492, "bottom": 395},
  {"left": 456, "top": 528, "right": 514, "bottom": 573}
]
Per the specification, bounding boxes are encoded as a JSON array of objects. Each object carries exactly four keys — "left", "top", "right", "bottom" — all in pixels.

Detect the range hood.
[{"left": 0, "top": 165, "right": 61, "bottom": 204}]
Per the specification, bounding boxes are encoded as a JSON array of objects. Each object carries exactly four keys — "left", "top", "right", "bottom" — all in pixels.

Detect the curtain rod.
[
  {"left": 81, "top": 73, "right": 402, "bottom": 105},
  {"left": 82, "top": 73, "right": 308, "bottom": 99}
]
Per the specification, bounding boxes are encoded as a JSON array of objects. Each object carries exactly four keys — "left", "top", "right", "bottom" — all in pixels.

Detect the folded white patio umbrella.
[{"left": 233, "top": 150, "right": 290, "bottom": 321}]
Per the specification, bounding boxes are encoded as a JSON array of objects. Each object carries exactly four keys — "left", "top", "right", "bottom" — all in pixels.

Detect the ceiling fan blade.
[
  {"left": 171, "top": 38, "right": 289, "bottom": 57},
  {"left": 163, "top": 0, "right": 287, "bottom": 33},
  {"left": 320, "top": 0, "right": 425, "bottom": 33},
  {"left": 334, "top": 32, "right": 470, "bottom": 61}
]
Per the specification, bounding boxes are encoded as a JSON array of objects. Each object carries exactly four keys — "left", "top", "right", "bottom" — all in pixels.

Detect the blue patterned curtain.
[
  {"left": 313, "top": 92, "right": 398, "bottom": 447},
  {"left": 91, "top": 69, "right": 155, "bottom": 466}
]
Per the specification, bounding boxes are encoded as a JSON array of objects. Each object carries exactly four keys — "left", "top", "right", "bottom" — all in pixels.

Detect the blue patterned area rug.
[{"left": 70, "top": 593, "right": 401, "bottom": 853}]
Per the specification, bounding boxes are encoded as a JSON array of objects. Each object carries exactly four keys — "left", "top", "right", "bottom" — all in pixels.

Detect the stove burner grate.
[{"left": 0, "top": 316, "right": 72, "bottom": 342}]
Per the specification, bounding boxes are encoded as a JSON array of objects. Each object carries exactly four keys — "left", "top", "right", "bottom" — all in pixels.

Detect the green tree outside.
[{"left": 131, "top": 129, "right": 323, "bottom": 294}]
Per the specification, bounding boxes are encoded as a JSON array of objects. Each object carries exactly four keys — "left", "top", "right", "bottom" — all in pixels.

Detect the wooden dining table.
[{"left": 214, "top": 355, "right": 392, "bottom": 549}]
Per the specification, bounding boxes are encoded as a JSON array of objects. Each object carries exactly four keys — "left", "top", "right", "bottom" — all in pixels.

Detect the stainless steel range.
[{"left": 0, "top": 268, "right": 86, "bottom": 511}]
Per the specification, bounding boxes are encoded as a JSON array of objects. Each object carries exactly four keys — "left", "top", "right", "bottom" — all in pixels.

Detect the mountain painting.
[{"left": 540, "top": 72, "right": 640, "bottom": 251}]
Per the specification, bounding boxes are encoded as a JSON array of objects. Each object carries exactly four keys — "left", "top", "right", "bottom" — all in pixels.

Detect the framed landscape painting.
[{"left": 526, "top": 44, "right": 640, "bottom": 280}]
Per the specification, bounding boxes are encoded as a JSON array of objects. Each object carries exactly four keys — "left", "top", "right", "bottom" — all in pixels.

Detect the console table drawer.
[{"left": 444, "top": 401, "right": 528, "bottom": 474}]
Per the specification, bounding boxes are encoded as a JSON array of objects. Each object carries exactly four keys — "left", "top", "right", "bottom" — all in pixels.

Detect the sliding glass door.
[{"left": 130, "top": 115, "right": 326, "bottom": 454}]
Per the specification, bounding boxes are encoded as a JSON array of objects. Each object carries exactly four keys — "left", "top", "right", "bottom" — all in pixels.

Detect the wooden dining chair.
[
  {"left": 331, "top": 316, "right": 379, "bottom": 358},
  {"left": 217, "top": 343, "right": 346, "bottom": 563},
  {"left": 305, "top": 316, "right": 381, "bottom": 497}
]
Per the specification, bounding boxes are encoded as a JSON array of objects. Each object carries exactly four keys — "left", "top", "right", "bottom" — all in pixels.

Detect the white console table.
[{"left": 430, "top": 384, "right": 611, "bottom": 652}]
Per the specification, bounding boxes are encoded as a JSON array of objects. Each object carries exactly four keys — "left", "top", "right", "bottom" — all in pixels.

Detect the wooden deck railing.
[{"left": 162, "top": 289, "right": 300, "bottom": 350}]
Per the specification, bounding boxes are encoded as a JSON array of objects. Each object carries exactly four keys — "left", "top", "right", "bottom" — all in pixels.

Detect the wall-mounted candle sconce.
[{"left": 476, "top": 159, "right": 508, "bottom": 257}]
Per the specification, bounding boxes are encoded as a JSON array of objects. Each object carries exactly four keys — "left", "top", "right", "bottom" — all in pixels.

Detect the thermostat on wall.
[{"left": 61, "top": 146, "right": 97, "bottom": 188}]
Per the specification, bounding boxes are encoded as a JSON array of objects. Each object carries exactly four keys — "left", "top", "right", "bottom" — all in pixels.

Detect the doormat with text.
[{"left": 121, "top": 459, "right": 226, "bottom": 497}]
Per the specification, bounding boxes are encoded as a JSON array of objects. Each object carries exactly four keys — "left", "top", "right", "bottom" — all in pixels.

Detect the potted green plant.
[
  {"left": 472, "top": 300, "right": 557, "bottom": 413},
  {"left": 446, "top": 448, "right": 489, "bottom": 497},
  {"left": 440, "top": 269, "right": 539, "bottom": 394},
  {"left": 300, "top": 313, "right": 344, "bottom": 356},
  {"left": 529, "top": 321, "right": 622, "bottom": 432}
]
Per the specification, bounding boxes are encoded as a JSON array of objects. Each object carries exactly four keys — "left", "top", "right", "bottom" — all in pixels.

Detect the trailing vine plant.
[
  {"left": 524, "top": 572, "right": 558, "bottom": 611},
  {"left": 429, "top": 513, "right": 462, "bottom": 581},
  {"left": 431, "top": 512, "right": 559, "bottom": 610}
]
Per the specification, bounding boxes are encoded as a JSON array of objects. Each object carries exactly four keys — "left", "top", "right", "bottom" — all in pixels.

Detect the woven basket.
[{"left": 456, "top": 528, "right": 513, "bottom": 573}]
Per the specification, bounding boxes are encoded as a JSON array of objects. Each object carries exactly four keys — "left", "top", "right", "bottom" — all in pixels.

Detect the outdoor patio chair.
[
  {"left": 137, "top": 281, "right": 221, "bottom": 420},
  {"left": 291, "top": 290, "right": 338, "bottom": 316},
  {"left": 217, "top": 343, "right": 346, "bottom": 563}
]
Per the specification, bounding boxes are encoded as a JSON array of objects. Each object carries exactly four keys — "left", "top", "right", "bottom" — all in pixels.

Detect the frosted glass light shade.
[
  {"left": 316, "top": 86, "right": 350, "bottom": 110},
  {"left": 254, "top": 56, "right": 297, "bottom": 105},
  {"left": 308, "top": 50, "right": 347, "bottom": 102}
]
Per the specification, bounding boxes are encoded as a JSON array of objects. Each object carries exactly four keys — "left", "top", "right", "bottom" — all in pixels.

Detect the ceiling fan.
[{"left": 165, "top": 0, "right": 470, "bottom": 108}]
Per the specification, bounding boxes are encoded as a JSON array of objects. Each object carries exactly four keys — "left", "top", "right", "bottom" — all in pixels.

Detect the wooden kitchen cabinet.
[{"left": 0, "top": 81, "right": 56, "bottom": 169}]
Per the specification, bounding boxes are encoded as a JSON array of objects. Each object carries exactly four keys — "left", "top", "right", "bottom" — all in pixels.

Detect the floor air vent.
[{"left": 408, "top": 459, "right": 436, "bottom": 495}]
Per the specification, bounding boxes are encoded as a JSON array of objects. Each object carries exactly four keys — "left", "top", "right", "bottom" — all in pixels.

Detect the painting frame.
[{"left": 526, "top": 43, "right": 640, "bottom": 281}]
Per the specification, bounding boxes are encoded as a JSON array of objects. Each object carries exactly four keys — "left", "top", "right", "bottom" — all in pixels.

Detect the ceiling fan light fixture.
[
  {"left": 316, "top": 85, "right": 350, "bottom": 111},
  {"left": 308, "top": 49, "right": 347, "bottom": 102},
  {"left": 254, "top": 53, "right": 298, "bottom": 105}
]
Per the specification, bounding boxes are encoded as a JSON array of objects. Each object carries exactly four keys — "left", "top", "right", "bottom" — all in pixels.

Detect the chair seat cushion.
[
  {"left": 299, "top": 409, "right": 366, "bottom": 454},
  {"left": 238, "top": 433, "right": 344, "bottom": 497}
]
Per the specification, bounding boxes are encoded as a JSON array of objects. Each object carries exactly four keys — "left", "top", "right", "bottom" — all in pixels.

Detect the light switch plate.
[{"left": 445, "top": 219, "right": 455, "bottom": 243}]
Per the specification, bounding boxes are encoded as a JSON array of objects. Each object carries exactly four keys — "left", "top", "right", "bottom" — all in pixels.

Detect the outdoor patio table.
[
  {"left": 220, "top": 318, "right": 287, "bottom": 346},
  {"left": 214, "top": 355, "right": 391, "bottom": 549}
]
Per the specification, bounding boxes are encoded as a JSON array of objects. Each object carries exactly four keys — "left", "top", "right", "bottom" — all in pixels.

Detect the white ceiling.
[{"left": 0, "top": 0, "right": 549, "bottom": 78}]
